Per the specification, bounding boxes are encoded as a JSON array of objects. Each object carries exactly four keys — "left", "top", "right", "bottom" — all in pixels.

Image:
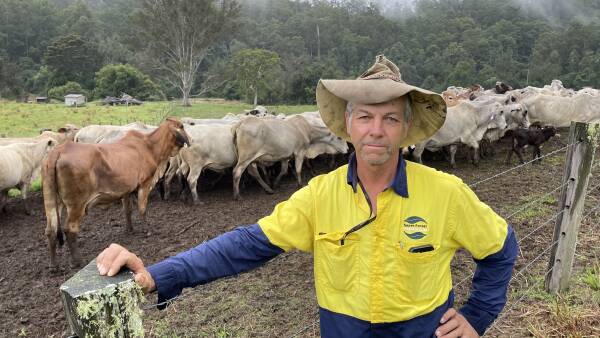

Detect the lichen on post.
[{"left": 60, "top": 259, "right": 145, "bottom": 337}]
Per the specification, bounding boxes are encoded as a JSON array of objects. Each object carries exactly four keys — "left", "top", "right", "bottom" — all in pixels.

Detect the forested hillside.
[{"left": 1, "top": 0, "right": 599, "bottom": 104}]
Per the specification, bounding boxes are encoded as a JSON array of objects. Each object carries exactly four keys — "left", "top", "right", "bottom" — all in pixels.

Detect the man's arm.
[
  {"left": 146, "top": 223, "right": 283, "bottom": 309},
  {"left": 458, "top": 225, "right": 519, "bottom": 335}
]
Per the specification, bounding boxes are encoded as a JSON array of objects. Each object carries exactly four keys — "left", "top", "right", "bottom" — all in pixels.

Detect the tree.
[
  {"left": 95, "top": 64, "right": 158, "bottom": 100},
  {"left": 44, "top": 33, "right": 102, "bottom": 89},
  {"left": 48, "top": 81, "right": 85, "bottom": 100},
  {"left": 288, "top": 57, "right": 342, "bottom": 104},
  {"left": 135, "top": 0, "right": 240, "bottom": 106},
  {"left": 0, "top": 56, "right": 22, "bottom": 98},
  {"left": 447, "top": 59, "right": 477, "bottom": 87},
  {"left": 232, "top": 49, "right": 282, "bottom": 105}
]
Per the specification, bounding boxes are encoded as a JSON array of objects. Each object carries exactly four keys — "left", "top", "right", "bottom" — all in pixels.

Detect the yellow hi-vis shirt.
[{"left": 258, "top": 160, "right": 508, "bottom": 323}]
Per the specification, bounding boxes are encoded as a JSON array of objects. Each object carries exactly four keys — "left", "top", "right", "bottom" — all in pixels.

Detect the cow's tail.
[
  {"left": 42, "top": 148, "right": 64, "bottom": 246},
  {"left": 231, "top": 122, "right": 242, "bottom": 159}
]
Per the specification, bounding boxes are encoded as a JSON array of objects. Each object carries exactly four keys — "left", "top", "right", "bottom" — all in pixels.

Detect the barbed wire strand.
[{"left": 469, "top": 143, "right": 575, "bottom": 188}]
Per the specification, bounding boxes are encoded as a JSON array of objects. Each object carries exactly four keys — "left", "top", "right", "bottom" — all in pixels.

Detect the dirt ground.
[{"left": 0, "top": 130, "right": 598, "bottom": 337}]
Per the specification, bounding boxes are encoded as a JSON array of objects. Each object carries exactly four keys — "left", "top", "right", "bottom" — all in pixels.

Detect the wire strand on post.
[
  {"left": 516, "top": 209, "right": 565, "bottom": 245},
  {"left": 486, "top": 265, "right": 555, "bottom": 333},
  {"left": 468, "top": 143, "right": 575, "bottom": 188},
  {"left": 505, "top": 182, "right": 568, "bottom": 220},
  {"left": 454, "top": 204, "right": 565, "bottom": 290},
  {"left": 582, "top": 203, "right": 600, "bottom": 220}
]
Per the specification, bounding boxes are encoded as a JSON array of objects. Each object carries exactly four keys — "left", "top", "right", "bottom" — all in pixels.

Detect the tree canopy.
[{"left": 1, "top": 0, "right": 599, "bottom": 103}]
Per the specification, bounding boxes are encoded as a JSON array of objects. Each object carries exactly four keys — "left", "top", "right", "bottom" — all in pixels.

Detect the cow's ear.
[
  {"left": 58, "top": 127, "right": 67, "bottom": 133},
  {"left": 47, "top": 140, "right": 53, "bottom": 146}
]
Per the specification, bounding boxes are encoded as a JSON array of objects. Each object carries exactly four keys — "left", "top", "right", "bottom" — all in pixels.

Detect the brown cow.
[{"left": 42, "top": 118, "right": 189, "bottom": 269}]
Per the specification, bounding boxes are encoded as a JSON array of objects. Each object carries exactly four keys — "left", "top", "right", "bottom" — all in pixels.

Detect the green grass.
[
  {"left": 7, "top": 178, "right": 42, "bottom": 197},
  {"left": 579, "top": 261, "right": 600, "bottom": 293},
  {"left": 502, "top": 260, "right": 600, "bottom": 337},
  {"left": 512, "top": 193, "right": 557, "bottom": 223},
  {"left": 0, "top": 100, "right": 317, "bottom": 137}
]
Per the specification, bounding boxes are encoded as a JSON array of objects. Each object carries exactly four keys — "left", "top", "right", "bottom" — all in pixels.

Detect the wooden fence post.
[
  {"left": 546, "top": 122, "right": 599, "bottom": 293},
  {"left": 61, "top": 259, "right": 145, "bottom": 337}
]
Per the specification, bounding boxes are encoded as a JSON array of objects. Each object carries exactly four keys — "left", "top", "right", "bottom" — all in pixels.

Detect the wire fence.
[
  {"left": 468, "top": 143, "right": 576, "bottom": 188},
  {"left": 482, "top": 139, "right": 600, "bottom": 335}
]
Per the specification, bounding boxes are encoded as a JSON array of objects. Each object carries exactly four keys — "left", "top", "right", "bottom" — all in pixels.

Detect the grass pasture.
[
  {"left": 0, "top": 99, "right": 316, "bottom": 196},
  {"left": 0, "top": 99, "right": 317, "bottom": 137}
]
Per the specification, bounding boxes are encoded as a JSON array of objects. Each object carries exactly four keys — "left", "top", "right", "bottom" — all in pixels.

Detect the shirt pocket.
[
  {"left": 395, "top": 242, "right": 440, "bottom": 302},
  {"left": 314, "top": 232, "right": 360, "bottom": 292}
]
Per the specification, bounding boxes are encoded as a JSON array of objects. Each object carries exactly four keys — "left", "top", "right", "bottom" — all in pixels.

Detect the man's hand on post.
[
  {"left": 96, "top": 243, "right": 156, "bottom": 294},
  {"left": 436, "top": 308, "right": 479, "bottom": 338}
]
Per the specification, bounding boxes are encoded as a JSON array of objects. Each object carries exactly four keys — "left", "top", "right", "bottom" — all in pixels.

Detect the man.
[{"left": 97, "top": 55, "right": 518, "bottom": 338}]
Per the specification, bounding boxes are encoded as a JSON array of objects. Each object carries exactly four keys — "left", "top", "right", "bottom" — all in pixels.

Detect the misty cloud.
[{"left": 509, "top": 0, "right": 599, "bottom": 25}]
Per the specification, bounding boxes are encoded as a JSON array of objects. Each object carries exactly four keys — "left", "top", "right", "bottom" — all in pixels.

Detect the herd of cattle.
[{"left": 0, "top": 79, "right": 598, "bottom": 269}]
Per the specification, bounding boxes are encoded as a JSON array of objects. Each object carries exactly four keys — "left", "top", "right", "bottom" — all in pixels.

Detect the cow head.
[
  {"left": 542, "top": 126, "right": 559, "bottom": 138},
  {"left": 505, "top": 103, "right": 530, "bottom": 129},
  {"left": 57, "top": 124, "right": 80, "bottom": 141},
  {"left": 487, "top": 104, "right": 508, "bottom": 131},
  {"left": 165, "top": 118, "right": 191, "bottom": 150}
]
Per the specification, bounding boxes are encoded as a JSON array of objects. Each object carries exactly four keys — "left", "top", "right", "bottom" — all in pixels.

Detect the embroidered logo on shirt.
[{"left": 403, "top": 216, "right": 428, "bottom": 239}]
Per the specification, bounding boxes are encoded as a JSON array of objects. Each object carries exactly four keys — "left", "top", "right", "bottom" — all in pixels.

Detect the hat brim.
[{"left": 316, "top": 78, "right": 447, "bottom": 148}]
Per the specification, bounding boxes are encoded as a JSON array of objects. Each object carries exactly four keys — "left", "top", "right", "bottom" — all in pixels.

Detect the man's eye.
[{"left": 386, "top": 116, "right": 399, "bottom": 122}]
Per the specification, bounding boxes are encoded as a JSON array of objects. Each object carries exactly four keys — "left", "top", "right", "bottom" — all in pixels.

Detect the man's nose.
[{"left": 369, "top": 117, "right": 384, "bottom": 136}]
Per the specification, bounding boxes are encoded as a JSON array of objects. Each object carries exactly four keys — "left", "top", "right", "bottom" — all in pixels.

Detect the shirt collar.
[{"left": 346, "top": 151, "right": 409, "bottom": 198}]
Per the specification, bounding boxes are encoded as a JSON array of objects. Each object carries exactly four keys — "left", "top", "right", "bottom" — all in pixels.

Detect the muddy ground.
[{"left": 0, "top": 130, "right": 598, "bottom": 337}]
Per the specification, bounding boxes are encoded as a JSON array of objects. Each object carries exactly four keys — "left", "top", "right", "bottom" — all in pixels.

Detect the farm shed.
[{"left": 65, "top": 94, "right": 86, "bottom": 107}]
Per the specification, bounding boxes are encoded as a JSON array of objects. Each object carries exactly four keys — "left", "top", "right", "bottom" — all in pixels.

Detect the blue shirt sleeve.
[
  {"left": 459, "top": 224, "right": 519, "bottom": 335},
  {"left": 146, "top": 223, "right": 284, "bottom": 309}
]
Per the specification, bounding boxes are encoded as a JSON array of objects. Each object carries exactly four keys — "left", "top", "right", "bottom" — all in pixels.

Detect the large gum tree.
[{"left": 136, "top": 0, "right": 239, "bottom": 106}]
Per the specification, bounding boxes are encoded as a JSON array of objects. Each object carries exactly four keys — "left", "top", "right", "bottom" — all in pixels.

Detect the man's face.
[{"left": 346, "top": 97, "right": 411, "bottom": 166}]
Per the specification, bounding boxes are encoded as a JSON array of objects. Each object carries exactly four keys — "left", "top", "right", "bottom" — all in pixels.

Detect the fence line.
[
  {"left": 486, "top": 262, "right": 555, "bottom": 334},
  {"left": 581, "top": 203, "right": 600, "bottom": 220},
  {"left": 504, "top": 181, "right": 568, "bottom": 220},
  {"left": 486, "top": 197, "right": 600, "bottom": 334},
  {"left": 454, "top": 207, "right": 565, "bottom": 290},
  {"left": 455, "top": 178, "right": 597, "bottom": 290},
  {"left": 516, "top": 209, "right": 565, "bottom": 245},
  {"left": 468, "top": 143, "right": 575, "bottom": 188}
]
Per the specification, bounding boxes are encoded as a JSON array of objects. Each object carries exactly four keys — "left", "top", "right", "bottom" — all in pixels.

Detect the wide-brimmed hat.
[{"left": 316, "top": 55, "right": 447, "bottom": 147}]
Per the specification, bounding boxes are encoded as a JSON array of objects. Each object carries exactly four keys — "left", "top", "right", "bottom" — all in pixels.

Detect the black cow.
[
  {"left": 495, "top": 81, "right": 513, "bottom": 94},
  {"left": 506, "top": 126, "right": 559, "bottom": 164}
]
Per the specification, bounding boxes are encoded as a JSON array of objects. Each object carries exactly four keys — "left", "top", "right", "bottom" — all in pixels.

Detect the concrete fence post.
[{"left": 61, "top": 259, "right": 145, "bottom": 337}]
